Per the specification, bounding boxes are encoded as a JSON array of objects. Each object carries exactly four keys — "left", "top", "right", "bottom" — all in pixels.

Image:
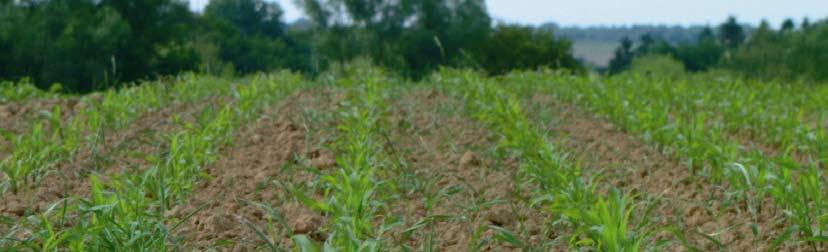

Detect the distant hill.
[{"left": 541, "top": 23, "right": 707, "bottom": 67}]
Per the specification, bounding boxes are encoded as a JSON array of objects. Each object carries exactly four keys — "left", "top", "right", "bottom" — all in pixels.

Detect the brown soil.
[
  {"left": 0, "top": 98, "right": 80, "bottom": 130},
  {"left": 174, "top": 88, "right": 340, "bottom": 250},
  {"left": 729, "top": 131, "right": 818, "bottom": 170},
  {"left": 385, "top": 89, "right": 552, "bottom": 251},
  {"left": 175, "top": 87, "right": 553, "bottom": 251},
  {"left": 5, "top": 86, "right": 808, "bottom": 250},
  {"left": 0, "top": 98, "right": 215, "bottom": 219},
  {"left": 0, "top": 98, "right": 81, "bottom": 159},
  {"left": 526, "top": 94, "right": 799, "bottom": 251}
]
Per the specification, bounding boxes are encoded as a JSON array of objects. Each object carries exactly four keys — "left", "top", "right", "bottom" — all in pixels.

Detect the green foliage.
[
  {"left": 544, "top": 23, "right": 706, "bottom": 45},
  {"left": 440, "top": 69, "right": 653, "bottom": 251},
  {"left": 2, "top": 0, "right": 587, "bottom": 91},
  {"left": 607, "top": 16, "right": 828, "bottom": 81},
  {"left": 520, "top": 69, "right": 828, "bottom": 248},
  {"left": 726, "top": 19, "right": 828, "bottom": 81},
  {"left": 608, "top": 37, "right": 634, "bottom": 74},
  {"left": 0, "top": 79, "right": 62, "bottom": 103},
  {"left": 473, "top": 24, "right": 582, "bottom": 75},
  {"left": 299, "top": 0, "right": 496, "bottom": 78},
  {"left": 0, "top": 0, "right": 199, "bottom": 92},
  {"left": 203, "top": 0, "right": 312, "bottom": 74},
  {"left": 718, "top": 16, "right": 745, "bottom": 48},
  {"left": 295, "top": 65, "right": 395, "bottom": 250},
  {"left": 1, "top": 72, "right": 307, "bottom": 250},
  {"left": 629, "top": 54, "right": 685, "bottom": 78},
  {"left": 609, "top": 30, "right": 716, "bottom": 74},
  {"left": 565, "top": 190, "right": 648, "bottom": 251},
  {"left": 673, "top": 30, "right": 723, "bottom": 71},
  {"left": 0, "top": 75, "right": 239, "bottom": 195}
]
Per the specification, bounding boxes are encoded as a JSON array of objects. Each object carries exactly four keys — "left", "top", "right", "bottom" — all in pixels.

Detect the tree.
[
  {"left": 634, "top": 33, "right": 675, "bottom": 55},
  {"left": 727, "top": 18, "right": 828, "bottom": 81},
  {"left": 781, "top": 18, "right": 796, "bottom": 33},
  {"left": 205, "top": 0, "right": 284, "bottom": 37},
  {"left": 203, "top": 0, "right": 307, "bottom": 73},
  {"left": 718, "top": 16, "right": 745, "bottom": 48},
  {"left": 698, "top": 27, "right": 715, "bottom": 42},
  {"left": 298, "top": 0, "right": 492, "bottom": 77},
  {"left": 98, "top": 0, "right": 199, "bottom": 84},
  {"left": 608, "top": 37, "right": 634, "bottom": 74},
  {"left": 675, "top": 26, "right": 723, "bottom": 71},
  {"left": 802, "top": 17, "right": 811, "bottom": 30},
  {"left": 0, "top": 0, "right": 200, "bottom": 92},
  {"left": 473, "top": 24, "right": 581, "bottom": 75}
]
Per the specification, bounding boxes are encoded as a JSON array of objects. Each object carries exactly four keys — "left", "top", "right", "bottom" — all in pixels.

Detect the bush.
[
  {"left": 473, "top": 24, "right": 582, "bottom": 75},
  {"left": 629, "top": 55, "right": 685, "bottom": 78}
]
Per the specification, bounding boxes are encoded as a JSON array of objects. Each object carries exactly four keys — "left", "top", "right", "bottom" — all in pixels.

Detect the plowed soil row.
[
  {"left": 525, "top": 94, "right": 797, "bottom": 251},
  {"left": 173, "top": 87, "right": 554, "bottom": 251},
  {"left": 385, "top": 88, "right": 550, "bottom": 251},
  {"left": 5, "top": 86, "right": 805, "bottom": 250},
  {"left": 0, "top": 98, "right": 81, "bottom": 159},
  {"left": 0, "top": 98, "right": 218, "bottom": 219},
  {"left": 174, "top": 88, "right": 340, "bottom": 250}
]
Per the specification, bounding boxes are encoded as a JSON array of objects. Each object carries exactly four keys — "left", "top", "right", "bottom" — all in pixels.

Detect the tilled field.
[{"left": 1, "top": 68, "right": 826, "bottom": 251}]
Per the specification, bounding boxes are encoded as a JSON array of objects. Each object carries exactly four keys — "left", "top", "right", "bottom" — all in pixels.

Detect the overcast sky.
[{"left": 189, "top": 0, "right": 828, "bottom": 27}]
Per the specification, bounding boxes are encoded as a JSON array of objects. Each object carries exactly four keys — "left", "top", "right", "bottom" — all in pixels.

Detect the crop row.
[
  {"left": 1, "top": 75, "right": 236, "bottom": 194},
  {"left": 289, "top": 66, "right": 401, "bottom": 251},
  {"left": 436, "top": 69, "right": 653, "bottom": 251},
  {"left": 509, "top": 70, "right": 828, "bottom": 249},
  {"left": 0, "top": 79, "right": 62, "bottom": 103},
  {"left": 1, "top": 72, "right": 307, "bottom": 250}
]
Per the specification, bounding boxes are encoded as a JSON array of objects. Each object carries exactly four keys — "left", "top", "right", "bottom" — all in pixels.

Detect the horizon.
[{"left": 188, "top": 0, "right": 828, "bottom": 28}]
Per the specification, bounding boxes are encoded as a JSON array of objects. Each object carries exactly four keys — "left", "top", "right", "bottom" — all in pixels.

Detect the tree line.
[
  {"left": 608, "top": 16, "right": 828, "bottom": 81},
  {"left": 543, "top": 23, "right": 708, "bottom": 44},
  {"left": 0, "top": 0, "right": 582, "bottom": 92}
]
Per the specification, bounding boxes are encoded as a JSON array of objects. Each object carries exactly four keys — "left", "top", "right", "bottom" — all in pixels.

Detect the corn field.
[{"left": 1, "top": 65, "right": 827, "bottom": 251}]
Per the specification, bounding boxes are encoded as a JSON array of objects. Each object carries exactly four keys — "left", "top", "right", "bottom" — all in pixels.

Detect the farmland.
[{"left": 1, "top": 65, "right": 827, "bottom": 251}]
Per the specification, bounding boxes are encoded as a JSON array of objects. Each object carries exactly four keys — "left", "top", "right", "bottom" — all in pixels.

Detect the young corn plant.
[
  {"left": 293, "top": 66, "right": 396, "bottom": 251},
  {"left": 438, "top": 69, "right": 653, "bottom": 251},
  {"left": 1, "top": 73, "right": 306, "bottom": 250},
  {"left": 1, "top": 106, "right": 72, "bottom": 194},
  {"left": 0, "top": 78, "right": 62, "bottom": 103},
  {"left": 513, "top": 70, "right": 828, "bottom": 248},
  {"left": 0, "top": 74, "right": 249, "bottom": 195}
]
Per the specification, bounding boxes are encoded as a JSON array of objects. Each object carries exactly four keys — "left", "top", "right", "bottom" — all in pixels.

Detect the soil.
[
  {"left": 0, "top": 98, "right": 216, "bottom": 219},
  {"left": 384, "top": 89, "right": 552, "bottom": 251},
  {"left": 2, "top": 86, "right": 816, "bottom": 251},
  {"left": 0, "top": 98, "right": 81, "bottom": 159},
  {"left": 526, "top": 94, "right": 802, "bottom": 251},
  {"left": 174, "top": 88, "right": 340, "bottom": 250},
  {"left": 175, "top": 87, "right": 553, "bottom": 251}
]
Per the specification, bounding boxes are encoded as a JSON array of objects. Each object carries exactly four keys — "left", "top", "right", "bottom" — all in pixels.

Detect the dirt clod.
[
  {"left": 310, "top": 150, "right": 336, "bottom": 169},
  {"left": 290, "top": 212, "right": 323, "bottom": 234},
  {"left": 207, "top": 214, "right": 237, "bottom": 234},
  {"left": 4, "top": 201, "right": 25, "bottom": 216},
  {"left": 0, "top": 105, "right": 15, "bottom": 117},
  {"left": 459, "top": 151, "right": 480, "bottom": 166},
  {"left": 485, "top": 206, "right": 515, "bottom": 227}
]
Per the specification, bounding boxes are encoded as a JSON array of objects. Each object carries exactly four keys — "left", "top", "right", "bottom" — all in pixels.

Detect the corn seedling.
[{"left": 437, "top": 69, "right": 653, "bottom": 251}]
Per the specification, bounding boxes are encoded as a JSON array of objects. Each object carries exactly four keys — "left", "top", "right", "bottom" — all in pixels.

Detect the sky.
[{"left": 189, "top": 0, "right": 828, "bottom": 27}]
